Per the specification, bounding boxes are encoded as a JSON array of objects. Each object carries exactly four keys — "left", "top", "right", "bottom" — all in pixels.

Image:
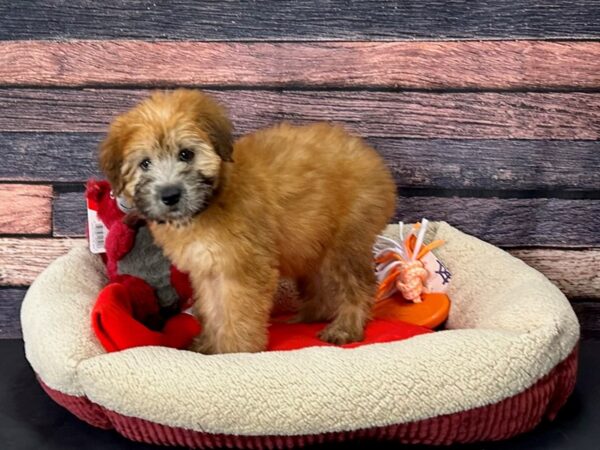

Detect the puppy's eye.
[
  {"left": 179, "top": 149, "right": 195, "bottom": 162},
  {"left": 139, "top": 158, "right": 152, "bottom": 171}
]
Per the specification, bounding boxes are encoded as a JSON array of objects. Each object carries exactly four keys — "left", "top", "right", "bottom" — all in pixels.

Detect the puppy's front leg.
[{"left": 189, "top": 266, "right": 278, "bottom": 354}]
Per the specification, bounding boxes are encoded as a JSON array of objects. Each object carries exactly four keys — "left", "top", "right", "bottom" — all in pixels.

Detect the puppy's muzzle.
[{"left": 160, "top": 185, "right": 182, "bottom": 206}]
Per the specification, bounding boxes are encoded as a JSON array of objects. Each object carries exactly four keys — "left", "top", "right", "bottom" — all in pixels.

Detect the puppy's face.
[{"left": 99, "top": 90, "right": 233, "bottom": 223}]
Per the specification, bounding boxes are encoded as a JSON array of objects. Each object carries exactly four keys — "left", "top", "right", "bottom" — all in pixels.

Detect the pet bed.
[{"left": 20, "top": 222, "right": 579, "bottom": 448}]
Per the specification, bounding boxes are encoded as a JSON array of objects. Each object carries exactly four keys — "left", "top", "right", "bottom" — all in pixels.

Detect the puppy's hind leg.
[
  {"left": 291, "top": 273, "right": 337, "bottom": 324},
  {"left": 317, "top": 245, "right": 376, "bottom": 345}
]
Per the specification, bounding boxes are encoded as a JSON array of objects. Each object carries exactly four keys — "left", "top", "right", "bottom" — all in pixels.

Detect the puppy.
[{"left": 99, "top": 89, "right": 396, "bottom": 354}]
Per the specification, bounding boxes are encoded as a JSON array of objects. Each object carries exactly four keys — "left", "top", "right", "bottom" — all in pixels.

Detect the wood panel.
[
  {"left": 0, "top": 90, "right": 598, "bottom": 139},
  {"left": 0, "top": 134, "right": 101, "bottom": 183},
  {"left": 0, "top": 1, "right": 598, "bottom": 40},
  {"left": 510, "top": 249, "right": 600, "bottom": 300},
  {"left": 396, "top": 196, "right": 600, "bottom": 247},
  {"left": 381, "top": 140, "right": 600, "bottom": 191},
  {"left": 0, "top": 185, "right": 52, "bottom": 234},
  {"left": 0, "top": 288, "right": 24, "bottom": 338},
  {"left": 52, "top": 191, "right": 600, "bottom": 246},
  {"left": 0, "top": 238, "right": 84, "bottom": 286},
  {"left": 3, "top": 41, "right": 600, "bottom": 89},
  {"left": 0, "top": 237, "right": 597, "bottom": 301},
  {"left": 52, "top": 190, "right": 87, "bottom": 238},
  {"left": 2, "top": 133, "right": 599, "bottom": 191}
]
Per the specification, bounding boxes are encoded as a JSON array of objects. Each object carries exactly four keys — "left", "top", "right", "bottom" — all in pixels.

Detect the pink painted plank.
[
  {"left": 0, "top": 184, "right": 52, "bottom": 234},
  {"left": 0, "top": 238, "right": 85, "bottom": 286},
  {"left": 1, "top": 41, "right": 599, "bottom": 89}
]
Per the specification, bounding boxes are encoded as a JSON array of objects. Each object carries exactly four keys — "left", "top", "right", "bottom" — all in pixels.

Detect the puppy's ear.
[
  {"left": 203, "top": 106, "right": 234, "bottom": 162},
  {"left": 186, "top": 90, "right": 234, "bottom": 162},
  {"left": 99, "top": 119, "right": 126, "bottom": 194}
]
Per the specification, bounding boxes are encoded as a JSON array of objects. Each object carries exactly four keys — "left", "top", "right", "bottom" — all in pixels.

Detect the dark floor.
[{"left": 1, "top": 340, "right": 598, "bottom": 450}]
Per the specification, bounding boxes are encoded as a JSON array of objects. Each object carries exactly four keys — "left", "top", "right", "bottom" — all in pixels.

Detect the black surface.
[
  {"left": 0, "top": 339, "right": 598, "bottom": 450},
  {"left": 0, "top": 1, "right": 599, "bottom": 40}
]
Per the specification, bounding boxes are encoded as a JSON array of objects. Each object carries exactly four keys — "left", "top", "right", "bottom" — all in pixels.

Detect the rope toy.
[{"left": 373, "top": 219, "right": 446, "bottom": 303}]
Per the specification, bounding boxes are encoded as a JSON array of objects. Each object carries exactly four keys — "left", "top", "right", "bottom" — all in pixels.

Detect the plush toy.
[
  {"left": 372, "top": 219, "right": 452, "bottom": 328},
  {"left": 92, "top": 282, "right": 200, "bottom": 352},
  {"left": 85, "top": 180, "right": 199, "bottom": 352},
  {"left": 85, "top": 180, "right": 194, "bottom": 309}
]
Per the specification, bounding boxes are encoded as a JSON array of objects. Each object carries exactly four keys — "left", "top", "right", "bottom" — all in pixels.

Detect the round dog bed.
[{"left": 21, "top": 222, "right": 579, "bottom": 448}]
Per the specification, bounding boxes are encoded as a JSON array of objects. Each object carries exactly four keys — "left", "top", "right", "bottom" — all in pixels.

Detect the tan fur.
[{"left": 100, "top": 89, "right": 396, "bottom": 354}]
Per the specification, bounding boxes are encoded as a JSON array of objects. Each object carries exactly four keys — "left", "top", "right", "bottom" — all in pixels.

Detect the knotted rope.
[{"left": 374, "top": 219, "right": 444, "bottom": 303}]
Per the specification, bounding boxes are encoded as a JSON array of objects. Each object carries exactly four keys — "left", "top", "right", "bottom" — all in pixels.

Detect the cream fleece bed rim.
[{"left": 21, "top": 222, "right": 580, "bottom": 437}]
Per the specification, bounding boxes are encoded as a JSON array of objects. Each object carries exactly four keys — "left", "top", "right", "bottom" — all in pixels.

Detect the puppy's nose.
[{"left": 160, "top": 186, "right": 182, "bottom": 206}]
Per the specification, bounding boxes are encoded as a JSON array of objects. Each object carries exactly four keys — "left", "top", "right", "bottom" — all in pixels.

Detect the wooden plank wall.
[{"left": 0, "top": 1, "right": 598, "bottom": 339}]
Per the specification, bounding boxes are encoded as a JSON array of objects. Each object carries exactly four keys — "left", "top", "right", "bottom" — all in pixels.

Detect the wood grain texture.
[
  {"left": 1, "top": 133, "right": 599, "bottom": 191},
  {"left": 379, "top": 139, "right": 600, "bottom": 191},
  {"left": 0, "top": 236, "right": 597, "bottom": 300},
  {"left": 0, "top": 1, "right": 598, "bottom": 40},
  {"left": 52, "top": 190, "right": 87, "bottom": 238},
  {"left": 0, "top": 238, "right": 84, "bottom": 286},
  {"left": 53, "top": 191, "right": 600, "bottom": 247},
  {"left": 2, "top": 41, "right": 600, "bottom": 89},
  {"left": 0, "top": 134, "right": 101, "bottom": 183},
  {"left": 0, "top": 184, "right": 52, "bottom": 234},
  {"left": 0, "top": 288, "right": 25, "bottom": 338},
  {"left": 0, "top": 89, "right": 598, "bottom": 139},
  {"left": 509, "top": 249, "right": 600, "bottom": 299},
  {"left": 395, "top": 197, "right": 600, "bottom": 247}
]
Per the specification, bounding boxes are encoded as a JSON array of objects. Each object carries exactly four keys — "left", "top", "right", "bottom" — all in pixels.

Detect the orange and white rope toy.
[{"left": 373, "top": 219, "right": 446, "bottom": 303}]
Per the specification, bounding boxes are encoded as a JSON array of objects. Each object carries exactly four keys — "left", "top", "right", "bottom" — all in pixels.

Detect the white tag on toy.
[
  {"left": 86, "top": 197, "right": 108, "bottom": 254},
  {"left": 421, "top": 251, "right": 451, "bottom": 293}
]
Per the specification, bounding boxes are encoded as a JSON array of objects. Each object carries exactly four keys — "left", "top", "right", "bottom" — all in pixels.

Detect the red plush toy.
[{"left": 85, "top": 180, "right": 199, "bottom": 352}]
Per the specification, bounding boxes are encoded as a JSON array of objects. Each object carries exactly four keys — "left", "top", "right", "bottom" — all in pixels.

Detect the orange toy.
[
  {"left": 373, "top": 219, "right": 452, "bottom": 329},
  {"left": 372, "top": 293, "right": 450, "bottom": 329}
]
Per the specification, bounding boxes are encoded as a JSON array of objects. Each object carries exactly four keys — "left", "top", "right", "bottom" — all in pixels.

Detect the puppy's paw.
[
  {"left": 318, "top": 322, "right": 364, "bottom": 346},
  {"left": 188, "top": 334, "right": 214, "bottom": 354}
]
